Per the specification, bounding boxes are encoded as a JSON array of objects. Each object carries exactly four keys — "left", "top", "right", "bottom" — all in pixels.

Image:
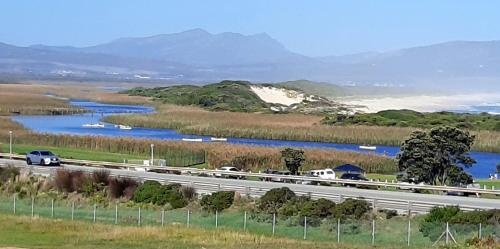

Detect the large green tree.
[
  {"left": 281, "top": 147, "right": 305, "bottom": 175},
  {"left": 397, "top": 126, "right": 475, "bottom": 186}
]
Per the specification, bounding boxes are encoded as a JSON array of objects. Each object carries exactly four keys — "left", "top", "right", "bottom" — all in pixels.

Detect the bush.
[
  {"left": 420, "top": 207, "right": 500, "bottom": 241},
  {"left": 200, "top": 191, "right": 235, "bottom": 213},
  {"left": 132, "top": 180, "right": 162, "bottom": 203},
  {"left": 180, "top": 186, "right": 197, "bottom": 200},
  {"left": 258, "top": 187, "right": 296, "bottom": 214},
  {"left": 109, "top": 177, "right": 138, "bottom": 199},
  {"left": 333, "top": 198, "right": 371, "bottom": 219},
  {"left": 132, "top": 181, "right": 188, "bottom": 208},
  {"left": 92, "top": 170, "right": 110, "bottom": 186},
  {"left": 0, "top": 166, "right": 19, "bottom": 182},
  {"left": 54, "top": 169, "right": 87, "bottom": 193}
]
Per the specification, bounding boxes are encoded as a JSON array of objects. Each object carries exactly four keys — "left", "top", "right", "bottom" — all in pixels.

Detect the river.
[{"left": 12, "top": 101, "right": 500, "bottom": 179}]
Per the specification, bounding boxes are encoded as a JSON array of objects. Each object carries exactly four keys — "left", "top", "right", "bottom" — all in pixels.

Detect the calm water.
[{"left": 13, "top": 101, "right": 500, "bottom": 179}]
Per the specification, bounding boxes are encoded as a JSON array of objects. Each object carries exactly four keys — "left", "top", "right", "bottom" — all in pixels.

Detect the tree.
[
  {"left": 397, "top": 126, "right": 475, "bottom": 186},
  {"left": 281, "top": 147, "right": 305, "bottom": 175}
]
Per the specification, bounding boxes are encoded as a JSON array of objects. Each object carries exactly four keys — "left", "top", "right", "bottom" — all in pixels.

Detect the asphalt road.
[{"left": 2, "top": 158, "right": 499, "bottom": 213}]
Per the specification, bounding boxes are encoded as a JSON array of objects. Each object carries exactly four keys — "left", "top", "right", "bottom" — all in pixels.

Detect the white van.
[{"left": 309, "top": 169, "right": 336, "bottom": 180}]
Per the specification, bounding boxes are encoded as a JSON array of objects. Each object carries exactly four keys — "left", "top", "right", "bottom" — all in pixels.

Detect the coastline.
[{"left": 339, "top": 93, "right": 500, "bottom": 114}]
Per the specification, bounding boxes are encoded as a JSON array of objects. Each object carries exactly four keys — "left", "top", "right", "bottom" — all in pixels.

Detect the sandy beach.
[{"left": 340, "top": 93, "right": 500, "bottom": 113}]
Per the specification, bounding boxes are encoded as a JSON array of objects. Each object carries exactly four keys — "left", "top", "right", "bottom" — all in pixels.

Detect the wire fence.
[{"left": 0, "top": 195, "right": 497, "bottom": 247}]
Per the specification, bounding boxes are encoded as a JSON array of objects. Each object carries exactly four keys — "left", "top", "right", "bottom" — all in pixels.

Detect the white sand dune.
[
  {"left": 250, "top": 85, "right": 306, "bottom": 106},
  {"left": 341, "top": 93, "right": 500, "bottom": 113}
]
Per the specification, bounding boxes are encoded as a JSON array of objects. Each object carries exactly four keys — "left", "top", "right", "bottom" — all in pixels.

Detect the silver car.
[{"left": 26, "top": 150, "right": 60, "bottom": 166}]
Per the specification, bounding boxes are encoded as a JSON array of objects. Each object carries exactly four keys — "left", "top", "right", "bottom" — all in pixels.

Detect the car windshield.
[{"left": 40, "top": 151, "right": 54, "bottom": 156}]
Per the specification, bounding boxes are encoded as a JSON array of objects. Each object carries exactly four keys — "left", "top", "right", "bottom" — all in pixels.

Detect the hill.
[{"left": 124, "top": 80, "right": 345, "bottom": 113}]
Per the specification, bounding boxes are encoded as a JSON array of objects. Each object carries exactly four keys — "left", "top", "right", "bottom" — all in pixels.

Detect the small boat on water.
[
  {"left": 118, "top": 125, "right": 132, "bottom": 130},
  {"left": 210, "top": 137, "right": 227, "bottom": 142},
  {"left": 82, "top": 123, "right": 105, "bottom": 128},
  {"left": 359, "top": 145, "right": 377, "bottom": 151},
  {"left": 182, "top": 138, "right": 203, "bottom": 142}
]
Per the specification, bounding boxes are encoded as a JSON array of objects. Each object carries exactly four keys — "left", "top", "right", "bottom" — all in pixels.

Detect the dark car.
[
  {"left": 340, "top": 173, "right": 368, "bottom": 187},
  {"left": 260, "top": 169, "right": 294, "bottom": 183}
]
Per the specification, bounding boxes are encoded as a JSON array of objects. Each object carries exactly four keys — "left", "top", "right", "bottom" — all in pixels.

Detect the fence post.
[
  {"left": 243, "top": 211, "right": 247, "bottom": 232},
  {"left": 303, "top": 216, "right": 307, "bottom": 240},
  {"left": 71, "top": 202, "right": 75, "bottom": 221},
  {"left": 371, "top": 219, "right": 375, "bottom": 245},
  {"left": 31, "top": 197, "right": 34, "bottom": 217},
  {"left": 13, "top": 194, "right": 16, "bottom": 214},
  {"left": 407, "top": 218, "right": 411, "bottom": 246},
  {"left": 215, "top": 210, "right": 218, "bottom": 228},
  {"left": 161, "top": 209, "right": 165, "bottom": 227},
  {"left": 337, "top": 218, "right": 340, "bottom": 243},
  {"left": 115, "top": 203, "right": 118, "bottom": 224},
  {"left": 93, "top": 204, "right": 96, "bottom": 223},
  {"left": 272, "top": 213, "right": 276, "bottom": 236},
  {"left": 445, "top": 222, "right": 449, "bottom": 245},
  {"left": 51, "top": 199, "right": 54, "bottom": 218},
  {"left": 187, "top": 209, "right": 191, "bottom": 228},
  {"left": 138, "top": 207, "right": 141, "bottom": 226},
  {"left": 478, "top": 223, "right": 482, "bottom": 239}
]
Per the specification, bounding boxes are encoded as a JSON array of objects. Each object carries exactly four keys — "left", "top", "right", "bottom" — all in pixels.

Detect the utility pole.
[
  {"left": 9, "top": 131, "right": 13, "bottom": 159},
  {"left": 150, "top": 144, "right": 155, "bottom": 166}
]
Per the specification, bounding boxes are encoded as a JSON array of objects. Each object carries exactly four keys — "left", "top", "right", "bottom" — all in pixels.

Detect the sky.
[{"left": 0, "top": 0, "right": 499, "bottom": 56}]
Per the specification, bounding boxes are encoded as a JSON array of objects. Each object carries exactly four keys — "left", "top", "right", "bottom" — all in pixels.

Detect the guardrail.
[{"left": 1, "top": 152, "right": 499, "bottom": 196}]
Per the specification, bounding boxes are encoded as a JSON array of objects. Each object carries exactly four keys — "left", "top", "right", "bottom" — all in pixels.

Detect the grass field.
[
  {"left": 0, "top": 194, "right": 491, "bottom": 249},
  {"left": 0, "top": 144, "right": 144, "bottom": 163}
]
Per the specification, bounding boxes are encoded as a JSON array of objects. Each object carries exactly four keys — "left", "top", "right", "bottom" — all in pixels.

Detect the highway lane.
[{"left": 1, "top": 158, "right": 499, "bottom": 213}]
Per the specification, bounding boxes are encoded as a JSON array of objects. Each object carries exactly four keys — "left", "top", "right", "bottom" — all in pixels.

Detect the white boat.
[
  {"left": 118, "top": 125, "right": 132, "bottom": 130},
  {"left": 82, "top": 123, "right": 105, "bottom": 128},
  {"left": 182, "top": 138, "right": 203, "bottom": 142},
  {"left": 359, "top": 145, "right": 377, "bottom": 151},
  {"left": 210, "top": 137, "right": 227, "bottom": 142}
]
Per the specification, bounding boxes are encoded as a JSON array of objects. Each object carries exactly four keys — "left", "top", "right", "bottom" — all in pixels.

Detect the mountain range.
[{"left": 1, "top": 28, "right": 499, "bottom": 91}]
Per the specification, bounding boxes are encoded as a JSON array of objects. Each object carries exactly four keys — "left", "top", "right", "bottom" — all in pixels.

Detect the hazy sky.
[{"left": 1, "top": 0, "right": 499, "bottom": 56}]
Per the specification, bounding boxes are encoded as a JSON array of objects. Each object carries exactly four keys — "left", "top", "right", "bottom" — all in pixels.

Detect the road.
[{"left": 1, "top": 158, "right": 499, "bottom": 213}]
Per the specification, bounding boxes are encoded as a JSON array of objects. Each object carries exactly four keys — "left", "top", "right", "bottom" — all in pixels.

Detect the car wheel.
[
  {"left": 27, "top": 158, "right": 32, "bottom": 165},
  {"left": 40, "top": 160, "right": 45, "bottom": 166}
]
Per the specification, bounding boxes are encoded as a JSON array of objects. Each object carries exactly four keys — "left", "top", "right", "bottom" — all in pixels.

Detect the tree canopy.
[
  {"left": 397, "top": 126, "right": 475, "bottom": 186},
  {"left": 281, "top": 147, "right": 305, "bottom": 175}
]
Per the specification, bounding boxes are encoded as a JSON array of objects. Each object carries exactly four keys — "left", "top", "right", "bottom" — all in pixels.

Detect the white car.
[
  {"left": 214, "top": 166, "right": 243, "bottom": 179},
  {"left": 26, "top": 150, "right": 60, "bottom": 166},
  {"left": 310, "top": 169, "right": 336, "bottom": 180}
]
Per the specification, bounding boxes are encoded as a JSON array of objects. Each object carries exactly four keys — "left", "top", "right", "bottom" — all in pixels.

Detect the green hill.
[{"left": 124, "top": 80, "right": 272, "bottom": 112}]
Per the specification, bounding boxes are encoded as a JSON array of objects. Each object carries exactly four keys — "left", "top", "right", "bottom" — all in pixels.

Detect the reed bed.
[
  {"left": 105, "top": 104, "right": 500, "bottom": 153},
  {"left": 0, "top": 117, "right": 397, "bottom": 173}
]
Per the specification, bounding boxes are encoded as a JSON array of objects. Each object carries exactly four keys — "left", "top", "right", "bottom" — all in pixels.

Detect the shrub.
[
  {"left": 333, "top": 198, "right": 371, "bottom": 219},
  {"left": 109, "top": 177, "right": 138, "bottom": 199},
  {"left": 54, "top": 169, "right": 87, "bottom": 193},
  {"left": 132, "top": 181, "right": 188, "bottom": 208},
  {"left": 420, "top": 207, "right": 500, "bottom": 241},
  {"left": 180, "top": 186, "right": 197, "bottom": 200},
  {"left": 258, "top": 187, "right": 296, "bottom": 214},
  {"left": 92, "top": 170, "right": 110, "bottom": 186},
  {"left": 0, "top": 166, "right": 20, "bottom": 182},
  {"left": 132, "top": 180, "right": 162, "bottom": 203},
  {"left": 200, "top": 191, "right": 235, "bottom": 213},
  {"left": 279, "top": 197, "right": 336, "bottom": 227}
]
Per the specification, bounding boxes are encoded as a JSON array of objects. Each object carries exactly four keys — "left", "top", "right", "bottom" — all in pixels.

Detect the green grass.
[
  {"left": 0, "top": 195, "right": 479, "bottom": 248},
  {"left": 477, "top": 179, "right": 500, "bottom": 190},
  {"left": 366, "top": 174, "right": 397, "bottom": 181},
  {"left": 1, "top": 144, "right": 144, "bottom": 163}
]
